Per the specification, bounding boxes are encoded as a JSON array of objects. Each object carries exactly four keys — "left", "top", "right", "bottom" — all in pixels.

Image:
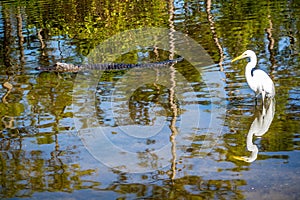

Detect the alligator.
[{"left": 36, "top": 57, "right": 184, "bottom": 73}]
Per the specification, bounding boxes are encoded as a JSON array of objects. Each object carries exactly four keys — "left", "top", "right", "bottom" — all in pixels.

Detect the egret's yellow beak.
[{"left": 231, "top": 54, "right": 244, "bottom": 63}]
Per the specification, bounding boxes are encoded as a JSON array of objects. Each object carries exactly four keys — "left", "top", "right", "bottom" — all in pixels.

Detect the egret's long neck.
[{"left": 245, "top": 55, "right": 257, "bottom": 77}]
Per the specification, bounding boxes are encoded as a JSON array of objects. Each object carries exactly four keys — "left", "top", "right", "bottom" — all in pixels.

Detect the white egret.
[{"left": 231, "top": 50, "right": 275, "bottom": 103}]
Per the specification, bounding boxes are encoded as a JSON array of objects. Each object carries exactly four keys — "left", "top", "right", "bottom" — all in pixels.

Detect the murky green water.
[{"left": 0, "top": 0, "right": 300, "bottom": 199}]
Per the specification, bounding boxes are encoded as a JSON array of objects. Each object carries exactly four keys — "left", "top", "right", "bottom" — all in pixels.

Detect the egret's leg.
[
  {"left": 255, "top": 93, "right": 259, "bottom": 105},
  {"left": 261, "top": 90, "right": 266, "bottom": 104},
  {"left": 254, "top": 101, "right": 260, "bottom": 110},
  {"left": 262, "top": 102, "right": 266, "bottom": 116}
]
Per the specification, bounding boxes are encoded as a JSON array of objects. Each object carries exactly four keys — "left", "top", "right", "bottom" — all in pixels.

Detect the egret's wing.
[{"left": 252, "top": 69, "right": 275, "bottom": 96}]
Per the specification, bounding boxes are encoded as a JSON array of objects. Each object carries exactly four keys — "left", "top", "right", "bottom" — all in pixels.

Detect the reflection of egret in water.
[{"left": 234, "top": 99, "right": 275, "bottom": 162}]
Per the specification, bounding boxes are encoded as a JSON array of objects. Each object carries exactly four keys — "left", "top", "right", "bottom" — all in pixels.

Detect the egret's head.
[{"left": 231, "top": 50, "right": 256, "bottom": 63}]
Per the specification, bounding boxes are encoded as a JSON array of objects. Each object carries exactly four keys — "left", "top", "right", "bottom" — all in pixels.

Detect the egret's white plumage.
[{"left": 231, "top": 50, "right": 275, "bottom": 102}]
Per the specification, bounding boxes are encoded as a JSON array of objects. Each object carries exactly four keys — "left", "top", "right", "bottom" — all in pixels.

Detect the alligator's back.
[{"left": 36, "top": 57, "right": 184, "bottom": 73}]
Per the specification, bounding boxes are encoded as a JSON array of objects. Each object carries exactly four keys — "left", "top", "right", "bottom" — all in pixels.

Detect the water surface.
[{"left": 0, "top": 0, "right": 299, "bottom": 199}]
